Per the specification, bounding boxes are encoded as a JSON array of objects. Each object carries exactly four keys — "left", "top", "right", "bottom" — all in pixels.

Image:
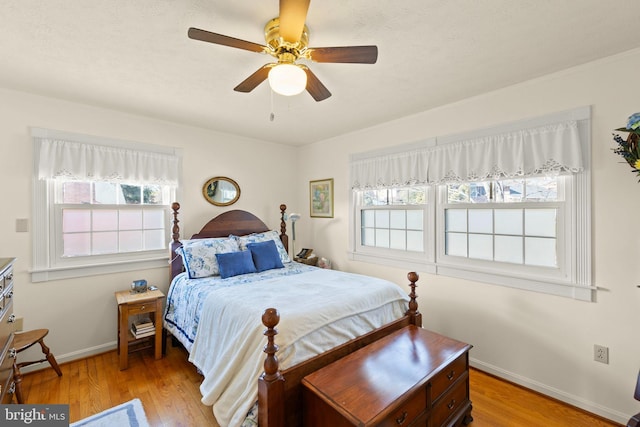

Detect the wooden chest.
[
  {"left": 0, "top": 258, "right": 16, "bottom": 403},
  {"left": 302, "top": 325, "right": 473, "bottom": 427}
]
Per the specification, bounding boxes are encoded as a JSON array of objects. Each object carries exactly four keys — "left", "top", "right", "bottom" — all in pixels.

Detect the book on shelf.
[{"left": 131, "top": 317, "right": 155, "bottom": 338}]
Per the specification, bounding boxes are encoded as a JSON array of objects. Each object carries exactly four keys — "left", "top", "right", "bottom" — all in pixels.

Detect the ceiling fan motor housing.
[{"left": 264, "top": 17, "right": 309, "bottom": 63}]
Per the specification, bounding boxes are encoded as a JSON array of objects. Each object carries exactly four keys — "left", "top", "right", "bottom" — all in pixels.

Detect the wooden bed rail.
[{"left": 258, "top": 272, "right": 421, "bottom": 427}]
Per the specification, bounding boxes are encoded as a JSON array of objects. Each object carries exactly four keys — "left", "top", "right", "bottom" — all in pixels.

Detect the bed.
[{"left": 164, "top": 202, "right": 422, "bottom": 427}]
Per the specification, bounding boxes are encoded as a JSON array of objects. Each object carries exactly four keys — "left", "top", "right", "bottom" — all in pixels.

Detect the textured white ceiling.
[{"left": 2, "top": 1, "right": 639, "bottom": 145}]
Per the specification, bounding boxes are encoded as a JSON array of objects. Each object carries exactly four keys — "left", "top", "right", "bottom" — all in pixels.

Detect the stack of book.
[{"left": 131, "top": 317, "right": 155, "bottom": 339}]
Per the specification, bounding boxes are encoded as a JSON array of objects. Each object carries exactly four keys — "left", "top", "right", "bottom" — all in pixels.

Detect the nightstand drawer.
[
  {"left": 431, "top": 354, "right": 467, "bottom": 399},
  {"left": 126, "top": 301, "right": 156, "bottom": 316}
]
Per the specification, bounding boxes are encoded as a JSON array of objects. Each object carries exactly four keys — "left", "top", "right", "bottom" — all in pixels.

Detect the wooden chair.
[{"left": 12, "top": 329, "right": 62, "bottom": 404}]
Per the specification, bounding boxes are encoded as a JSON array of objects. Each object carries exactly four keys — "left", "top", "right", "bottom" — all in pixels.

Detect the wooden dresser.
[
  {"left": 302, "top": 325, "right": 473, "bottom": 427},
  {"left": 0, "top": 258, "right": 16, "bottom": 403}
]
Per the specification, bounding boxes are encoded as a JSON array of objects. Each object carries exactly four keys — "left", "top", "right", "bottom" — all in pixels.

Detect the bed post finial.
[
  {"left": 171, "top": 202, "right": 181, "bottom": 243},
  {"left": 258, "top": 308, "right": 285, "bottom": 427},
  {"left": 279, "top": 204, "right": 289, "bottom": 254},
  {"left": 407, "top": 272, "right": 422, "bottom": 327}
]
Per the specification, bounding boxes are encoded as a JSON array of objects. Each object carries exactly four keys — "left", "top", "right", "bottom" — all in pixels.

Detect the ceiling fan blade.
[
  {"left": 307, "top": 46, "right": 378, "bottom": 64},
  {"left": 234, "top": 64, "right": 273, "bottom": 93},
  {"left": 279, "top": 0, "right": 310, "bottom": 43},
  {"left": 188, "top": 27, "right": 266, "bottom": 54},
  {"left": 304, "top": 67, "right": 331, "bottom": 102}
]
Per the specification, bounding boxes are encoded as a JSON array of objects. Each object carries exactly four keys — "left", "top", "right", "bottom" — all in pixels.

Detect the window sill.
[{"left": 31, "top": 257, "right": 169, "bottom": 282}]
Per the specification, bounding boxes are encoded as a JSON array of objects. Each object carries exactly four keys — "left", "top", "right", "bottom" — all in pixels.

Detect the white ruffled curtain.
[
  {"left": 351, "top": 120, "right": 584, "bottom": 189},
  {"left": 37, "top": 139, "right": 180, "bottom": 185}
]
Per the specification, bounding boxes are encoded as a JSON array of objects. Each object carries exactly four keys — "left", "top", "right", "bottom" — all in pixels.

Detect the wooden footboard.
[{"left": 258, "top": 272, "right": 422, "bottom": 427}]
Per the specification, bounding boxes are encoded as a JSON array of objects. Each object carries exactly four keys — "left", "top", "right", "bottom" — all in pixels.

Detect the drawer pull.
[
  {"left": 9, "top": 348, "right": 17, "bottom": 359},
  {"left": 6, "top": 273, "right": 12, "bottom": 281},
  {"left": 7, "top": 382, "right": 15, "bottom": 395},
  {"left": 395, "top": 411, "right": 408, "bottom": 425},
  {"left": 447, "top": 370, "right": 455, "bottom": 380},
  {"left": 140, "top": 305, "right": 145, "bottom": 311},
  {"left": 447, "top": 399, "right": 456, "bottom": 410},
  {"left": 7, "top": 314, "right": 16, "bottom": 323},
  {"left": 5, "top": 291, "right": 12, "bottom": 299}
]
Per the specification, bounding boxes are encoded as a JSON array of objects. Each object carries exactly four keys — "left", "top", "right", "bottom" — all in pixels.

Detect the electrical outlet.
[{"left": 594, "top": 344, "right": 609, "bottom": 364}]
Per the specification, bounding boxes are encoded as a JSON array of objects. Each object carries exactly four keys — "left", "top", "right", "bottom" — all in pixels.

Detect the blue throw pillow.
[
  {"left": 247, "top": 240, "right": 285, "bottom": 272},
  {"left": 215, "top": 250, "right": 257, "bottom": 279}
]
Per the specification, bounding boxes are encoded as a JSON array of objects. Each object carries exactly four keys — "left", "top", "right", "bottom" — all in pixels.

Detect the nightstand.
[{"left": 115, "top": 288, "right": 165, "bottom": 370}]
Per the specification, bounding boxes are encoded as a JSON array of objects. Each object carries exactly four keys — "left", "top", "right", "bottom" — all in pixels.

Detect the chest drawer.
[
  {"left": 378, "top": 386, "right": 426, "bottom": 427},
  {"left": 430, "top": 354, "right": 467, "bottom": 400},
  {"left": 0, "top": 336, "right": 15, "bottom": 403},
  {"left": 0, "top": 296, "right": 14, "bottom": 351},
  {"left": 432, "top": 376, "right": 469, "bottom": 426}
]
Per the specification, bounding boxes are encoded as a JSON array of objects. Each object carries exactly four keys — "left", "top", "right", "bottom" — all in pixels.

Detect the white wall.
[
  {"left": 0, "top": 87, "right": 298, "bottom": 365},
  {"left": 296, "top": 48, "right": 640, "bottom": 423}
]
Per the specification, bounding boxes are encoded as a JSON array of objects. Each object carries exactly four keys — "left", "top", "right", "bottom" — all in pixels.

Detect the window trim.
[
  {"left": 348, "top": 106, "right": 593, "bottom": 301},
  {"left": 31, "top": 128, "right": 182, "bottom": 282}
]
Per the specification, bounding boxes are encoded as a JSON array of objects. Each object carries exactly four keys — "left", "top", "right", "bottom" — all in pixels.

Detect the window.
[
  {"left": 31, "top": 128, "right": 182, "bottom": 282},
  {"left": 349, "top": 107, "right": 592, "bottom": 301}
]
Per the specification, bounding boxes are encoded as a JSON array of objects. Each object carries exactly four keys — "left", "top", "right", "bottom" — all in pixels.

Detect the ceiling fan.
[{"left": 188, "top": 0, "right": 378, "bottom": 102}]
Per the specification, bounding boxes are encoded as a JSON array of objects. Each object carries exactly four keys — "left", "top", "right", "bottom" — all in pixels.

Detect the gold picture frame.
[{"left": 310, "top": 178, "right": 334, "bottom": 218}]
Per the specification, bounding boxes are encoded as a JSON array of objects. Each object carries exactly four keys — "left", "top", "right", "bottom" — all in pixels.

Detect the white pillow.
[
  {"left": 235, "top": 230, "right": 291, "bottom": 264},
  {"left": 178, "top": 237, "right": 240, "bottom": 278}
]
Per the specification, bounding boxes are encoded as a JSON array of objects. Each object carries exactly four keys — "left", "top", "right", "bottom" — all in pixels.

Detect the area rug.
[{"left": 70, "top": 398, "right": 150, "bottom": 427}]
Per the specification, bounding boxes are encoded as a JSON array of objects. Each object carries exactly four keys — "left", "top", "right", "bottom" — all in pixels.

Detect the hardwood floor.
[{"left": 18, "top": 343, "right": 623, "bottom": 427}]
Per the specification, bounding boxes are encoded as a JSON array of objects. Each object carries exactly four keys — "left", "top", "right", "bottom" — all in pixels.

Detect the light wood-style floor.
[{"left": 18, "top": 343, "right": 623, "bottom": 427}]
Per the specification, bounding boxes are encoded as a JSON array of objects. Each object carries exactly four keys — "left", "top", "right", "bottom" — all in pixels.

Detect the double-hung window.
[
  {"left": 32, "top": 128, "right": 182, "bottom": 282},
  {"left": 350, "top": 107, "right": 592, "bottom": 301}
]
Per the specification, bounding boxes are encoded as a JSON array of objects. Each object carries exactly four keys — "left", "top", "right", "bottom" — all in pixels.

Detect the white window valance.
[
  {"left": 37, "top": 138, "right": 180, "bottom": 185},
  {"left": 351, "top": 110, "right": 587, "bottom": 190}
]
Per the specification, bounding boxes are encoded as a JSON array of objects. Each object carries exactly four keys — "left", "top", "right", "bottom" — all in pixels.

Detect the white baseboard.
[
  {"left": 470, "top": 357, "right": 630, "bottom": 424},
  {"left": 19, "top": 341, "right": 117, "bottom": 374}
]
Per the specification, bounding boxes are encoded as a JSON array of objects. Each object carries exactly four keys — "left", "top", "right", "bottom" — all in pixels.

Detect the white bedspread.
[{"left": 187, "top": 267, "right": 409, "bottom": 427}]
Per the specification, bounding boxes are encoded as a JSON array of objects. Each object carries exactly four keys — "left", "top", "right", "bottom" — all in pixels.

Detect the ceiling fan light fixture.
[{"left": 268, "top": 63, "right": 307, "bottom": 96}]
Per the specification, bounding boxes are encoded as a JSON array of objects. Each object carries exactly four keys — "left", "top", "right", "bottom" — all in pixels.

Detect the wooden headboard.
[{"left": 169, "top": 202, "right": 289, "bottom": 280}]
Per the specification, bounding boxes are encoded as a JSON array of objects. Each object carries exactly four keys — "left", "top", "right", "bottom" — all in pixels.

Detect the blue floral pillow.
[
  {"left": 216, "top": 250, "right": 257, "bottom": 279},
  {"left": 178, "top": 237, "right": 240, "bottom": 278},
  {"left": 235, "top": 230, "right": 291, "bottom": 264},
  {"left": 247, "top": 240, "right": 284, "bottom": 272}
]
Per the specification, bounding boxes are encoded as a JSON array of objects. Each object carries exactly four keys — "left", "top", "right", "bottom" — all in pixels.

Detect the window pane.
[
  {"left": 390, "top": 188, "right": 408, "bottom": 205},
  {"left": 144, "top": 229, "right": 165, "bottom": 250},
  {"left": 93, "top": 231, "right": 118, "bottom": 254},
  {"left": 495, "top": 209, "right": 522, "bottom": 235},
  {"left": 63, "top": 233, "right": 91, "bottom": 256},
  {"left": 121, "top": 185, "right": 142, "bottom": 204},
  {"left": 362, "top": 191, "right": 377, "bottom": 206},
  {"left": 144, "top": 185, "right": 163, "bottom": 204},
  {"left": 499, "top": 179, "right": 524, "bottom": 203},
  {"left": 93, "top": 210, "right": 118, "bottom": 232},
  {"left": 408, "top": 188, "right": 427, "bottom": 204},
  {"left": 120, "top": 230, "right": 143, "bottom": 252},
  {"left": 468, "top": 210, "right": 493, "bottom": 233},
  {"left": 375, "top": 229, "right": 389, "bottom": 248},
  {"left": 469, "top": 234, "right": 493, "bottom": 260},
  {"left": 525, "top": 237, "right": 557, "bottom": 267},
  {"left": 407, "top": 210, "right": 423, "bottom": 230},
  {"left": 495, "top": 235, "right": 523, "bottom": 264},
  {"left": 362, "top": 210, "right": 375, "bottom": 227},
  {"left": 525, "top": 209, "right": 556, "bottom": 237},
  {"left": 375, "top": 190, "right": 388, "bottom": 205},
  {"left": 362, "top": 228, "right": 375, "bottom": 246},
  {"left": 390, "top": 210, "right": 406, "bottom": 229},
  {"left": 446, "top": 232, "right": 467, "bottom": 257},
  {"left": 120, "top": 210, "right": 142, "bottom": 230},
  {"left": 94, "top": 182, "right": 118, "bottom": 204},
  {"left": 375, "top": 210, "right": 390, "bottom": 228},
  {"left": 470, "top": 182, "right": 490, "bottom": 203},
  {"left": 407, "top": 231, "right": 424, "bottom": 252},
  {"left": 390, "top": 230, "right": 406, "bottom": 250},
  {"left": 448, "top": 183, "right": 469, "bottom": 203},
  {"left": 63, "top": 210, "right": 91, "bottom": 232},
  {"left": 144, "top": 209, "right": 165, "bottom": 229},
  {"left": 446, "top": 209, "right": 467, "bottom": 232},
  {"left": 526, "top": 177, "right": 558, "bottom": 201},
  {"left": 62, "top": 182, "right": 91, "bottom": 204}
]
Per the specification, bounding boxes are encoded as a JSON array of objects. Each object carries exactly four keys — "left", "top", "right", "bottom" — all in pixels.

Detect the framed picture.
[{"left": 310, "top": 178, "right": 334, "bottom": 218}]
